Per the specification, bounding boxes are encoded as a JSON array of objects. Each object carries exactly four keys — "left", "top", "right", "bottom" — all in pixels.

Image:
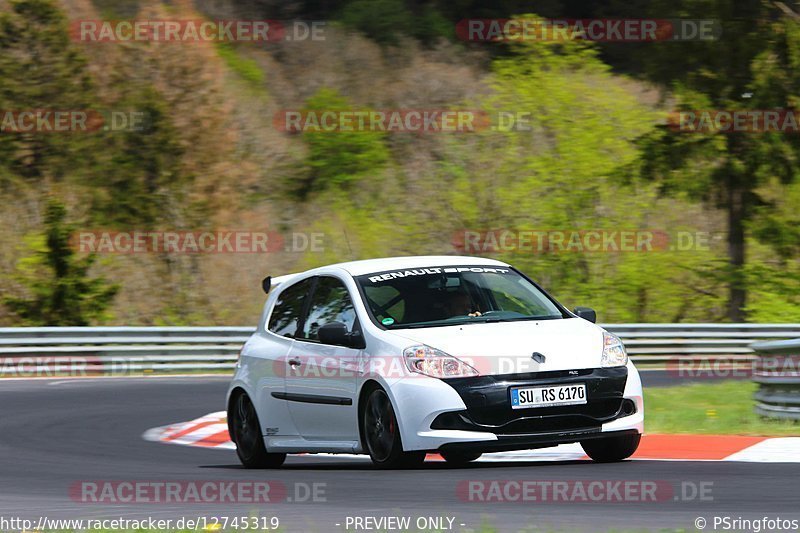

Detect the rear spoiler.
[{"left": 261, "top": 273, "right": 300, "bottom": 294}]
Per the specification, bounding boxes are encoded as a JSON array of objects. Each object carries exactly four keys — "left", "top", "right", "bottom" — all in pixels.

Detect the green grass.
[{"left": 645, "top": 381, "right": 799, "bottom": 436}]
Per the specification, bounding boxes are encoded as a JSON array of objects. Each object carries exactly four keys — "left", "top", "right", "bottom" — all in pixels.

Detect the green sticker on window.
[{"left": 381, "top": 317, "right": 395, "bottom": 326}]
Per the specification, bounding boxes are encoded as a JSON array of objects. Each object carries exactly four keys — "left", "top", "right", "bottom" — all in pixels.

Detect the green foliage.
[
  {"left": 339, "top": 0, "right": 413, "bottom": 44},
  {"left": 633, "top": 8, "right": 800, "bottom": 321},
  {"left": 0, "top": 0, "right": 95, "bottom": 183},
  {"left": 215, "top": 43, "right": 265, "bottom": 87},
  {"left": 4, "top": 201, "right": 118, "bottom": 325},
  {"left": 89, "top": 86, "right": 185, "bottom": 227},
  {"left": 436, "top": 25, "right": 725, "bottom": 321},
  {"left": 2, "top": 0, "right": 800, "bottom": 326},
  {"left": 294, "top": 88, "right": 389, "bottom": 199},
  {"left": 88, "top": 0, "right": 141, "bottom": 18},
  {"left": 294, "top": 24, "right": 731, "bottom": 322},
  {"left": 339, "top": 0, "right": 451, "bottom": 45},
  {"left": 743, "top": 242, "right": 800, "bottom": 322},
  {"left": 412, "top": 4, "right": 454, "bottom": 44}
]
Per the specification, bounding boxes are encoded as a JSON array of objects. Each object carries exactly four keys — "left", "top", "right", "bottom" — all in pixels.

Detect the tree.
[
  {"left": 338, "top": 0, "right": 452, "bottom": 45},
  {"left": 295, "top": 22, "right": 728, "bottom": 321},
  {"left": 293, "top": 88, "right": 389, "bottom": 199},
  {"left": 4, "top": 201, "right": 118, "bottom": 325},
  {"left": 0, "top": 0, "right": 95, "bottom": 183},
  {"left": 440, "top": 21, "right": 725, "bottom": 321},
  {"left": 624, "top": 1, "right": 800, "bottom": 321},
  {"left": 89, "top": 86, "right": 185, "bottom": 227}
]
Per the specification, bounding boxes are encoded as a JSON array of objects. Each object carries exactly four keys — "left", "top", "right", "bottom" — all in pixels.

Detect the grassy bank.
[{"left": 644, "top": 381, "right": 799, "bottom": 436}]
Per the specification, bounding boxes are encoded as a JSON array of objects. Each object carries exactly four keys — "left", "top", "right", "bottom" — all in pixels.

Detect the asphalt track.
[{"left": 0, "top": 375, "right": 797, "bottom": 533}]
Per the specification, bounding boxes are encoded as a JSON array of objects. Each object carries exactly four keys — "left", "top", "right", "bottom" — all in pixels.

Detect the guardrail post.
[{"left": 750, "top": 339, "right": 800, "bottom": 420}]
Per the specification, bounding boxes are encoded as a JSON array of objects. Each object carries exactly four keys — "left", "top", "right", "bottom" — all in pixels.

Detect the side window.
[
  {"left": 268, "top": 279, "right": 313, "bottom": 338},
  {"left": 300, "top": 277, "right": 357, "bottom": 342},
  {"left": 363, "top": 285, "right": 405, "bottom": 323}
]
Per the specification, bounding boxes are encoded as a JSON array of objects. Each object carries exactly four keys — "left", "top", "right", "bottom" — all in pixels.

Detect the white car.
[{"left": 226, "top": 256, "right": 643, "bottom": 468}]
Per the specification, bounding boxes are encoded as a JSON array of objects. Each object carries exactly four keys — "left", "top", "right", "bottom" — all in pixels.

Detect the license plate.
[{"left": 510, "top": 383, "right": 587, "bottom": 409}]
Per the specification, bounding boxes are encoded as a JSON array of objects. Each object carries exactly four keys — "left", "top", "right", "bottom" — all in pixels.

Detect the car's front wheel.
[
  {"left": 581, "top": 432, "right": 641, "bottom": 462},
  {"left": 362, "top": 386, "right": 425, "bottom": 469},
  {"left": 228, "top": 391, "right": 286, "bottom": 468}
]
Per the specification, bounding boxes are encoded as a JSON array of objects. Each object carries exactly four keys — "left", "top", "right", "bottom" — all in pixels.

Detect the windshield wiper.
[
  {"left": 391, "top": 315, "right": 562, "bottom": 329},
  {"left": 475, "top": 315, "right": 562, "bottom": 323}
]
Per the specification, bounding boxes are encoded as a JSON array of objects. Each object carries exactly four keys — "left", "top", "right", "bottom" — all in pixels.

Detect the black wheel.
[
  {"left": 440, "top": 450, "right": 482, "bottom": 465},
  {"left": 581, "top": 433, "right": 641, "bottom": 463},
  {"left": 228, "top": 392, "right": 286, "bottom": 468},
  {"left": 362, "top": 387, "right": 425, "bottom": 469}
]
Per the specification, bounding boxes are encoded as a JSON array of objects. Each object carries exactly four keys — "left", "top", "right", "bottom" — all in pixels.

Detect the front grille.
[{"left": 437, "top": 367, "right": 628, "bottom": 435}]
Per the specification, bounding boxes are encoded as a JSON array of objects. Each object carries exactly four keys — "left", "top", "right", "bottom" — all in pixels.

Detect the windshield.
[{"left": 356, "top": 265, "right": 566, "bottom": 329}]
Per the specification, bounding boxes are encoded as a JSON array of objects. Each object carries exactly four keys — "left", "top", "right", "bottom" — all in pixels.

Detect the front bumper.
[
  {"left": 440, "top": 367, "right": 641, "bottom": 452},
  {"left": 437, "top": 367, "right": 631, "bottom": 433},
  {"left": 387, "top": 364, "right": 643, "bottom": 453}
]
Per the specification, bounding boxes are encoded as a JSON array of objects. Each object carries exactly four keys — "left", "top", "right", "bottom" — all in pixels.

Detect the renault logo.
[{"left": 531, "top": 352, "right": 546, "bottom": 363}]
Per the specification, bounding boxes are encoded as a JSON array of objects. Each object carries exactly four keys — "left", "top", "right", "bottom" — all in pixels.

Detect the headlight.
[
  {"left": 403, "top": 345, "right": 479, "bottom": 379},
  {"left": 601, "top": 331, "right": 628, "bottom": 367}
]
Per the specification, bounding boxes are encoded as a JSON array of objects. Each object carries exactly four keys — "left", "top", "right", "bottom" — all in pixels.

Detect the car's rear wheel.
[
  {"left": 362, "top": 387, "right": 425, "bottom": 469},
  {"left": 440, "top": 451, "right": 482, "bottom": 465},
  {"left": 228, "top": 391, "right": 286, "bottom": 468},
  {"left": 581, "top": 433, "right": 641, "bottom": 462}
]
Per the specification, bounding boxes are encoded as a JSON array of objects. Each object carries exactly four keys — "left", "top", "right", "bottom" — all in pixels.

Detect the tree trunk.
[{"left": 727, "top": 182, "right": 746, "bottom": 322}]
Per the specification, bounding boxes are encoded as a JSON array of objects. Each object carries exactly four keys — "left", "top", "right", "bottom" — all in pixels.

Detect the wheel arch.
[
  {"left": 226, "top": 386, "right": 249, "bottom": 442},
  {"left": 356, "top": 379, "right": 383, "bottom": 450}
]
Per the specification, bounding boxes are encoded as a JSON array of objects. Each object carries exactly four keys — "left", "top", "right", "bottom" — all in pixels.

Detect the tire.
[
  {"left": 228, "top": 391, "right": 286, "bottom": 469},
  {"left": 362, "top": 386, "right": 426, "bottom": 469},
  {"left": 581, "top": 433, "right": 641, "bottom": 463},
  {"left": 440, "top": 451, "right": 482, "bottom": 465}
]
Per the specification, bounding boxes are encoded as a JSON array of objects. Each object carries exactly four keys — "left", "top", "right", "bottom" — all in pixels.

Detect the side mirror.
[
  {"left": 573, "top": 307, "right": 597, "bottom": 323},
  {"left": 317, "top": 321, "right": 365, "bottom": 348}
]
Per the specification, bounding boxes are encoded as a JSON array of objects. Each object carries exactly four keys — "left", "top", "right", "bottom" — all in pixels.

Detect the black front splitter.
[{"left": 438, "top": 429, "right": 640, "bottom": 454}]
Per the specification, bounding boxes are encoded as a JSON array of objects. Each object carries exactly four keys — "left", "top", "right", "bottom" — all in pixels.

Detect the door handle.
[{"left": 287, "top": 358, "right": 302, "bottom": 366}]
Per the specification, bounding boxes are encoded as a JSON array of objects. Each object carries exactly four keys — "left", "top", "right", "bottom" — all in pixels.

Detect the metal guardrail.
[
  {"left": 0, "top": 327, "right": 250, "bottom": 375},
  {"left": 0, "top": 324, "right": 798, "bottom": 376},
  {"left": 609, "top": 323, "right": 800, "bottom": 367},
  {"left": 750, "top": 338, "right": 800, "bottom": 420}
]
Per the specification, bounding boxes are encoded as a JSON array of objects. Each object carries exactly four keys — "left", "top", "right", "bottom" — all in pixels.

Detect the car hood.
[{"left": 387, "top": 318, "right": 606, "bottom": 375}]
